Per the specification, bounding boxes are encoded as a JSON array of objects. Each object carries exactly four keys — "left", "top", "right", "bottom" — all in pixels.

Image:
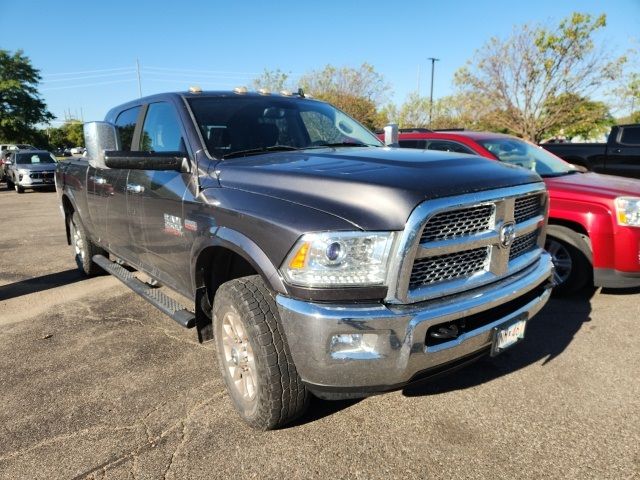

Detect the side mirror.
[
  {"left": 383, "top": 124, "right": 399, "bottom": 147},
  {"left": 104, "top": 151, "right": 187, "bottom": 172},
  {"left": 84, "top": 121, "right": 121, "bottom": 169}
]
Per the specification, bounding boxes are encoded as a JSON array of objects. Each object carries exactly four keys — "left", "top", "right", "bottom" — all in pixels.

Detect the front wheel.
[
  {"left": 545, "top": 227, "right": 592, "bottom": 295},
  {"left": 69, "top": 212, "right": 105, "bottom": 276},
  {"left": 15, "top": 183, "right": 24, "bottom": 194},
  {"left": 6, "top": 177, "right": 14, "bottom": 189},
  {"left": 213, "top": 275, "right": 309, "bottom": 430}
]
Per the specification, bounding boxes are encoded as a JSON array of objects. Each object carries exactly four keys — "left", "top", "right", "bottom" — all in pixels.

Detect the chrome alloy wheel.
[
  {"left": 71, "top": 220, "right": 85, "bottom": 262},
  {"left": 221, "top": 311, "right": 257, "bottom": 402},
  {"left": 546, "top": 238, "right": 572, "bottom": 286}
]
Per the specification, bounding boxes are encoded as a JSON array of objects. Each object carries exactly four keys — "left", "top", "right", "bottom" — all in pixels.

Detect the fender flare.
[{"left": 190, "top": 226, "right": 288, "bottom": 295}]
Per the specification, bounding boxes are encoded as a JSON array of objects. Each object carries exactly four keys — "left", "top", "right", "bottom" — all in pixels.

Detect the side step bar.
[{"left": 93, "top": 254, "right": 196, "bottom": 328}]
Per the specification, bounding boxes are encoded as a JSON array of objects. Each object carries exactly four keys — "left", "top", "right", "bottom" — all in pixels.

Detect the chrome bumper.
[{"left": 276, "top": 252, "right": 554, "bottom": 395}]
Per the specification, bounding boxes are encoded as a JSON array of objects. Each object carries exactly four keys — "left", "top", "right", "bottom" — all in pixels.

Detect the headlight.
[
  {"left": 18, "top": 169, "right": 30, "bottom": 176},
  {"left": 281, "top": 231, "right": 396, "bottom": 287},
  {"left": 615, "top": 197, "right": 640, "bottom": 227}
]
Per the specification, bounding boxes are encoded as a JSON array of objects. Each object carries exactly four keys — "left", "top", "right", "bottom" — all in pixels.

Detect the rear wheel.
[
  {"left": 545, "top": 226, "right": 592, "bottom": 295},
  {"left": 213, "top": 275, "right": 309, "bottom": 430},
  {"left": 69, "top": 212, "right": 105, "bottom": 276}
]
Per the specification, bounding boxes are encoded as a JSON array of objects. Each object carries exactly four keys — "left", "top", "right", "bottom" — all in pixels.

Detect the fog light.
[{"left": 330, "top": 333, "right": 380, "bottom": 359}]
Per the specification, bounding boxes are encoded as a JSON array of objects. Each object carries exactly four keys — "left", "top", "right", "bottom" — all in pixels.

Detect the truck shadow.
[
  {"left": 0, "top": 269, "right": 86, "bottom": 301},
  {"left": 402, "top": 289, "right": 595, "bottom": 397}
]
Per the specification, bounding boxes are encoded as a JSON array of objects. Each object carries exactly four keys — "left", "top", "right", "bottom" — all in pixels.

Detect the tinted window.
[
  {"left": 188, "top": 96, "right": 382, "bottom": 158},
  {"left": 427, "top": 140, "right": 474, "bottom": 154},
  {"left": 16, "top": 153, "right": 56, "bottom": 164},
  {"left": 620, "top": 126, "right": 640, "bottom": 145},
  {"left": 399, "top": 139, "right": 427, "bottom": 149},
  {"left": 140, "top": 102, "right": 185, "bottom": 152},
  {"left": 115, "top": 106, "right": 140, "bottom": 151}
]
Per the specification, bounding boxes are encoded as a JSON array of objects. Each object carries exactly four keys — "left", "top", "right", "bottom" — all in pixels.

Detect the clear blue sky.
[{"left": 2, "top": 0, "right": 638, "bottom": 124}]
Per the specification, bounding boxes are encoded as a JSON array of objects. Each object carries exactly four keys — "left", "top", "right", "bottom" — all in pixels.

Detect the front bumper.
[
  {"left": 16, "top": 176, "right": 55, "bottom": 188},
  {"left": 276, "top": 252, "right": 554, "bottom": 397}
]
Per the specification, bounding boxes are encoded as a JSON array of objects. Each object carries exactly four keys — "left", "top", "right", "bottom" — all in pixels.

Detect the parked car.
[
  {"left": 5, "top": 150, "right": 57, "bottom": 193},
  {"left": 56, "top": 90, "right": 554, "bottom": 429},
  {"left": 69, "top": 147, "right": 86, "bottom": 155},
  {"left": 390, "top": 129, "right": 640, "bottom": 293},
  {"left": 540, "top": 124, "right": 640, "bottom": 179},
  {"left": 0, "top": 143, "right": 36, "bottom": 153}
]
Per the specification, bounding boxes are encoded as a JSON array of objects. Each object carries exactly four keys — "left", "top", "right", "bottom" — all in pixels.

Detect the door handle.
[
  {"left": 613, "top": 148, "right": 622, "bottom": 153},
  {"left": 126, "top": 183, "right": 145, "bottom": 194}
]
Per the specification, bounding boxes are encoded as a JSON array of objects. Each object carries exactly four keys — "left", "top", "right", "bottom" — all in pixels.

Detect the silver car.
[{"left": 5, "top": 150, "right": 57, "bottom": 193}]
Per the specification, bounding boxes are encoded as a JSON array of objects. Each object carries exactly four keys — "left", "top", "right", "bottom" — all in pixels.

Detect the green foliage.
[
  {"left": 251, "top": 68, "right": 292, "bottom": 92},
  {"left": 454, "top": 12, "right": 625, "bottom": 142},
  {"left": 544, "top": 94, "right": 614, "bottom": 140},
  {"left": 300, "top": 63, "right": 390, "bottom": 130},
  {"left": 0, "top": 49, "right": 53, "bottom": 143},
  {"left": 46, "top": 119, "right": 85, "bottom": 149}
]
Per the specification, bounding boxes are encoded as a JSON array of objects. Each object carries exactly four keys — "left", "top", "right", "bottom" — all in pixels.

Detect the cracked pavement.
[{"left": 0, "top": 189, "right": 639, "bottom": 479}]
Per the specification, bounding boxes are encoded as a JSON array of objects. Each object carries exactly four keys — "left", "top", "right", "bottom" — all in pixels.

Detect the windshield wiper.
[
  {"left": 223, "top": 145, "right": 300, "bottom": 159},
  {"left": 306, "top": 142, "right": 373, "bottom": 149},
  {"left": 540, "top": 170, "right": 580, "bottom": 178}
]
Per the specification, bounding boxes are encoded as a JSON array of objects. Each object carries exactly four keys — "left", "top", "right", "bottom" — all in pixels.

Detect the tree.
[
  {"left": 299, "top": 63, "right": 390, "bottom": 130},
  {"left": 543, "top": 93, "right": 613, "bottom": 140},
  {"left": 455, "top": 13, "right": 626, "bottom": 142},
  {"left": 0, "top": 49, "right": 54, "bottom": 143},
  {"left": 251, "top": 68, "right": 292, "bottom": 92}
]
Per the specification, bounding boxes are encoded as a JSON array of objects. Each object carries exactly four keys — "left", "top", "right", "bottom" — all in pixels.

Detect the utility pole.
[
  {"left": 136, "top": 58, "right": 142, "bottom": 98},
  {"left": 427, "top": 57, "right": 440, "bottom": 127}
]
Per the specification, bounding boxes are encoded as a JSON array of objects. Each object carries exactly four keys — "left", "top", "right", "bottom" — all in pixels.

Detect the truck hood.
[
  {"left": 217, "top": 147, "right": 541, "bottom": 230},
  {"left": 546, "top": 172, "right": 640, "bottom": 199}
]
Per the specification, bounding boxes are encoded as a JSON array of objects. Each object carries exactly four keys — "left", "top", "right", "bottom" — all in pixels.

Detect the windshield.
[
  {"left": 16, "top": 153, "right": 56, "bottom": 165},
  {"left": 477, "top": 138, "right": 576, "bottom": 177},
  {"left": 188, "top": 96, "right": 383, "bottom": 158}
]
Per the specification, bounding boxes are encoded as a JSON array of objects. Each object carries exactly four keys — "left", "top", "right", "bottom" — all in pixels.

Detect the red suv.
[{"left": 388, "top": 129, "right": 640, "bottom": 294}]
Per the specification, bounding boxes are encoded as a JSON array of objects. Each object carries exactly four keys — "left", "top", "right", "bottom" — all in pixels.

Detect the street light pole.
[{"left": 427, "top": 57, "right": 440, "bottom": 127}]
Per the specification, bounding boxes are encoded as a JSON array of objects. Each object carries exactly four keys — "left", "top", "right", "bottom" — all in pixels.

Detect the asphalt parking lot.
[{"left": 0, "top": 187, "right": 638, "bottom": 480}]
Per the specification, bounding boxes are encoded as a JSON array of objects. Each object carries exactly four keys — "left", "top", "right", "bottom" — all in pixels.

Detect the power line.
[
  {"left": 41, "top": 78, "right": 136, "bottom": 91},
  {"left": 41, "top": 66, "right": 133, "bottom": 77},
  {"left": 42, "top": 70, "right": 135, "bottom": 83}
]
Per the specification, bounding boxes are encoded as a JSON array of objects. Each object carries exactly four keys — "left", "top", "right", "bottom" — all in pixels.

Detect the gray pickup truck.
[{"left": 56, "top": 89, "right": 554, "bottom": 430}]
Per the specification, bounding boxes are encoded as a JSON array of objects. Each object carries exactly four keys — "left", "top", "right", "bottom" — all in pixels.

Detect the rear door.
[
  {"left": 606, "top": 125, "right": 640, "bottom": 178},
  {"left": 126, "top": 101, "right": 196, "bottom": 294}
]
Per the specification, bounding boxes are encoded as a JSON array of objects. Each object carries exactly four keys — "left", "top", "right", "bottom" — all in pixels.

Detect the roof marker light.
[
  {"left": 234, "top": 86, "right": 248, "bottom": 94},
  {"left": 189, "top": 86, "right": 202, "bottom": 93},
  {"left": 258, "top": 88, "right": 271, "bottom": 95}
]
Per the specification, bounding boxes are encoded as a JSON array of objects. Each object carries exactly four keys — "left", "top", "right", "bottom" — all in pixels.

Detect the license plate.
[{"left": 491, "top": 317, "right": 527, "bottom": 356}]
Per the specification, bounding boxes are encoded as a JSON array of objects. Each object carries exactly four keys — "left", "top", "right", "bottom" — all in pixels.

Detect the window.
[
  {"left": 399, "top": 139, "right": 427, "bottom": 149},
  {"left": 620, "top": 126, "right": 640, "bottom": 145},
  {"left": 427, "top": 140, "right": 474, "bottom": 154},
  {"left": 140, "top": 103, "right": 185, "bottom": 152},
  {"left": 114, "top": 106, "right": 140, "bottom": 151}
]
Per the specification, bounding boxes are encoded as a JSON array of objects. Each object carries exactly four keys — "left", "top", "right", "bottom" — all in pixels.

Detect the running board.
[{"left": 93, "top": 254, "right": 196, "bottom": 328}]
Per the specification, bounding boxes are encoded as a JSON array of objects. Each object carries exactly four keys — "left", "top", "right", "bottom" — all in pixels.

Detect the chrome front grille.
[
  {"left": 29, "top": 171, "right": 54, "bottom": 179},
  {"left": 409, "top": 247, "right": 488, "bottom": 288},
  {"left": 419, "top": 204, "right": 494, "bottom": 243},
  {"left": 509, "top": 230, "right": 539, "bottom": 261},
  {"left": 514, "top": 194, "right": 542, "bottom": 223},
  {"left": 386, "top": 184, "right": 548, "bottom": 304}
]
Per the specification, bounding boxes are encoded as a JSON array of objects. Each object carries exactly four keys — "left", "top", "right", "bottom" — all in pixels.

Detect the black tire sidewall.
[{"left": 546, "top": 232, "right": 591, "bottom": 294}]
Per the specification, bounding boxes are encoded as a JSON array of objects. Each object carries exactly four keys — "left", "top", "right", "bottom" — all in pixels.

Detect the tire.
[
  {"left": 6, "top": 177, "right": 14, "bottom": 189},
  {"left": 15, "top": 183, "right": 24, "bottom": 194},
  {"left": 69, "top": 212, "right": 105, "bottom": 276},
  {"left": 545, "top": 226, "right": 592, "bottom": 295},
  {"left": 213, "top": 275, "right": 309, "bottom": 430}
]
